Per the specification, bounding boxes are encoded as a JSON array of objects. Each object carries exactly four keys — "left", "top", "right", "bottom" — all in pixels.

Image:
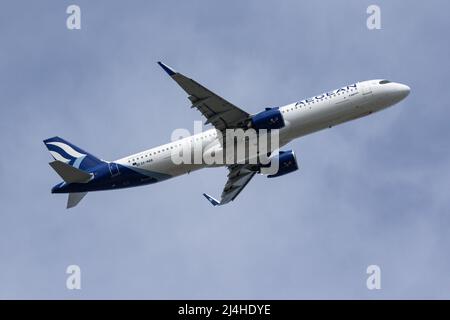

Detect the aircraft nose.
[{"left": 395, "top": 83, "right": 410, "bottom": 100}]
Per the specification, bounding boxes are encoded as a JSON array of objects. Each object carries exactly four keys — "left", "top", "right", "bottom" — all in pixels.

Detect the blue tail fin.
[{"left": 43, "top": 136, "right": 104, "bottom": 171}]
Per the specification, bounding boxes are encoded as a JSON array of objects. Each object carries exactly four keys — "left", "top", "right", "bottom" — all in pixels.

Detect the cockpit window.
[{"left": 379, "top": 80, "right": 391, "bottom": 84}]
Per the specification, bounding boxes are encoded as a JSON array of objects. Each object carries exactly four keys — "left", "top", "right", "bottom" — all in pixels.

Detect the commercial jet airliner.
[{"left": 44, "top": 62, "right": 410, "bottom": 208}]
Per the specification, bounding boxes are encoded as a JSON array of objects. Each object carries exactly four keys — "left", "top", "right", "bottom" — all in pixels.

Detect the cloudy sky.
[{"left": 1, "top": 0, "right": 449, "bottom": 299}]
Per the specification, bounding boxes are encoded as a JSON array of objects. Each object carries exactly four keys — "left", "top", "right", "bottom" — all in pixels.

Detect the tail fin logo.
[
  {"left": 44, "top": 136, "right": 104, "bottom": 170},
  {"left": 45, "top": 141, "right": 86, "bottom": 167}
]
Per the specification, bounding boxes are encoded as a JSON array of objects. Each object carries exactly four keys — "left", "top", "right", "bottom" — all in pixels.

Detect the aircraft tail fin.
[
  {"left": 67, "top": 192, "right": 88, "bottom": 209},
  {"left": 43, "top": 136, "right": 104, "bottom": 170},
  {"left": 49, "top": 160, "right": 92, "bottom": 184}
]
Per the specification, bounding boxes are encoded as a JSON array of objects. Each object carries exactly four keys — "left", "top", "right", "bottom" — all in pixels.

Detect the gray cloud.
[{"left": 0, "top": 0, "right": 449, "bottom": 299}]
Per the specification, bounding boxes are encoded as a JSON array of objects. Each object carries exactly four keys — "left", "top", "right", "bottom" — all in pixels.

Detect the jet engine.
[
  {"left": 262, "top": 150, "right": 299, "bottom": 178},
  {"left": 250, "top": 107, "right": 285, "bottom": 130}
]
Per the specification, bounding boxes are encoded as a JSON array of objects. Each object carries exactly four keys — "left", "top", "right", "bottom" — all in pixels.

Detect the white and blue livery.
[{"left": 44, "top": 62, "right": 410, "bottom": 208}]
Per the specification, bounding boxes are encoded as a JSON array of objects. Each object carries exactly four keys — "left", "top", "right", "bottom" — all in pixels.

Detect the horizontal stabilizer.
[
  {"left": 67, "top": 192, "right": 87, "bottom": 209},
  {"left": 49, "top": 160, "right": 92, "bottom": 184}
]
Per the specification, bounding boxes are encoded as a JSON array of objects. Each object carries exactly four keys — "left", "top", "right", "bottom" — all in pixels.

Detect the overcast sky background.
[{"left": 1, "top": 0, "right": 449, "bottom": 299}]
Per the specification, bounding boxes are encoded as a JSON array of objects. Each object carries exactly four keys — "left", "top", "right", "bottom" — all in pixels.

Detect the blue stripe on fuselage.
[{"left": 51, "top": 163, "right": 171, "bottom": 193}]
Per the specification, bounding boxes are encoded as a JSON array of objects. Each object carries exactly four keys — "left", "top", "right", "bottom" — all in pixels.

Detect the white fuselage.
[{"left": 116, "top": 80, "right": 410, "bottom": 179}]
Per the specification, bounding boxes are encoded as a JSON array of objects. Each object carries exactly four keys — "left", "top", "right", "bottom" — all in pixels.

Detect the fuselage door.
[
  {"left": 108, "top": 162, "right": 120, "bottom": 177},
  {"left": 361, "top": 82, "right": 373, "bottom": 96}
]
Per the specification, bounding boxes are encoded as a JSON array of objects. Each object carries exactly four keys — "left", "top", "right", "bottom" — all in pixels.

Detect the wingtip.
[
  {"left": 203, "top": 193, "right": 220, "bottom": 206},
  {"left": 157, "top": 61, "right": 176, "bottom": 76}
]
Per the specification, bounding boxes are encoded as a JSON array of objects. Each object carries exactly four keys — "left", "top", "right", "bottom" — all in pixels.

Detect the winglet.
[
  {"left": 157, "top": 61, "right": 177, "bottom": 76},
  {"left": 203, "top": 193, "right": 220, "bottom": 206}
]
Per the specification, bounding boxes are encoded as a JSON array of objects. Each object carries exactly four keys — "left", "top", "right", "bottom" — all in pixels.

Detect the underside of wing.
[
  {"left": 158, "top": 62, "right": 258, "bottom": 207},
  {"left": 203, "top": 164, "right": 256, "bottom": 206},
  {"left": 158, "top": 61, "right": 250, "bottom": 131}
]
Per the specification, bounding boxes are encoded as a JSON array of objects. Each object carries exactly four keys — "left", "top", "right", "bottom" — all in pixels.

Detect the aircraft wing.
[
  {"left": 203, "top": 164, "right": 257, "bottom": 206},
  {"left": 158, "top": 61, "right": 250, "bottom": 131}
]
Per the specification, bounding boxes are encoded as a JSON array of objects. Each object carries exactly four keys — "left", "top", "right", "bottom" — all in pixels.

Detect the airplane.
[{"left": 44, "top": 62, "right": 410, "bottom": 208}]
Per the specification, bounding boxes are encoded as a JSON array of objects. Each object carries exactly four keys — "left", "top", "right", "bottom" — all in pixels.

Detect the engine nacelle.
[
  {"left": 251, "top": 107, "right": 285, "bottom": 130},
  {"left": 264, "top": 150, "right": 299, "bottom": 178}
]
